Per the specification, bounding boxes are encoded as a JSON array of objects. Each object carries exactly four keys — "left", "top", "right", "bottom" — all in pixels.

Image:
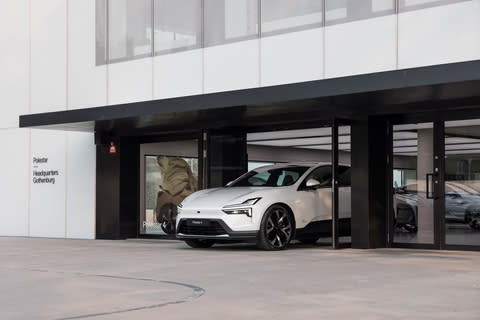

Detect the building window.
[
  {"left": 325, "top": 0, "right": 396, "bottom": 26},
  {"left": 96, "top": 0, "right": 108, "bottom": 65},
  {"left": 96, "top": 0, "right": 473, "bottom": 64},
  {"left": 261, "top": 0, "right": 323, "bottom": 36},
  {"left": 204, "top": 0, "right": 259, "bottom": 47},
  {"left": 108, "top": 0, "right": 153, "bottom": 63},
  {"left": 154, "top": 0, "right": 202, "bottom": 54},
  {"left": 399, "top": 0, "right": 471, "bottom": 12}
]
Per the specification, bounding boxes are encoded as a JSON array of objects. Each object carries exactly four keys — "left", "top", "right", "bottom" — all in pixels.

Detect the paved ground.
[{"left": 1, "top": 237, "right": 479, "bottom": 320}]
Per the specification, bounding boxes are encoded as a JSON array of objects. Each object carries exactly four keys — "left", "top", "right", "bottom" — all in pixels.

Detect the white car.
[{"left": 176, "top": 163, "right": 351, "bottom": 250}]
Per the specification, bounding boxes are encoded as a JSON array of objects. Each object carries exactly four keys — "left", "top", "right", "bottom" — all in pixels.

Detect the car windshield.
[{"left": 229, "top": 166, "right": 310, "bottom": 187}]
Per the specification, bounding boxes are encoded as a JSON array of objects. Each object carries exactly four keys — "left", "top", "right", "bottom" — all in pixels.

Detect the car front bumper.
[{"left": 176, "top": 218, "right": 258, "bottom": 241}]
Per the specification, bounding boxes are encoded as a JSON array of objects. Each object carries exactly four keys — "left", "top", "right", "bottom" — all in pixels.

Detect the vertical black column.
[
  {"left": 96, "top": 136, "right": 139, "bottom": 239},
  {"left": 119, "top": 137, "right": 139, "bottom": 238},
  {"left": 434, "top": 120, "right": 446, "bottom": 249},
  {"left": 331, "top": 119, "right": 339, "bottom": 249},
  {"left": 351, "top": 117, "right": 388, "bottom": 249},
  {"left": 96, "top": 140, "right": 120, "bottom": 239},
  {"left": 207, "top": 130, "right": 247, "bottom": 188}
]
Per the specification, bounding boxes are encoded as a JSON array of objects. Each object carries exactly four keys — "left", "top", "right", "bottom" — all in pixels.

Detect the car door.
[{"left": 295, "top": 166, "right": 333, "bottom": 227}]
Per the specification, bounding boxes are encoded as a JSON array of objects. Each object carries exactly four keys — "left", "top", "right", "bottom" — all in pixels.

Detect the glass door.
[
  {"left": 139, "top": 140, "right": 200, "bottom": 237},
  {"left": 444, "top": 119, "right": 480, "bottom": 248},
  {"left": 392, "top": 123, "right": 436, "bottom": 246}
]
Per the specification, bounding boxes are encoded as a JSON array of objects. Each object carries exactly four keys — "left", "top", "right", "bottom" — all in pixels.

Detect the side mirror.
[{"left": 306, "top": 178, "right": 321, "bottom": 188}]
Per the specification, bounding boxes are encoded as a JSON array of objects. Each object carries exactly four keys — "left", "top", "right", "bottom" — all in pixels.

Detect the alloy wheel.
[{"left": 265, "top": 208, "right": 292, "bottom": 248}]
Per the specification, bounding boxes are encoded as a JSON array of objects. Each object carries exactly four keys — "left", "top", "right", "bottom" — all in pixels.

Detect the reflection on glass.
[
  {"left": 96, "top": 0, "right": 107, "bottom": 65},
  {"left": 393, "top": 123, "right": 434, "bottom": 244},
  {"left": 204, "top": 0, "right": 259, "bottom": 47},
  {"left": 261, "top": 0, "right": 323, "bottom": 35},
  {"left": 108, "top": 0, "right": 152, "bottom": 62},
  {"left": 339, "top": 126, "right": 351, "bottom": 245},
  {"left": 142, "top": 156, "right": 198, "bottom": 235},
  {"left": 154, "top": 0, "right": 202, "bottom": 54},
  {"left": 399, "top": 0, "right": 469, "bottom": 11},
  {"left": 445, "top": 120, "right": 480, "bottom": 246},
  {"left": 325, "top": 0, "right": 395, "bottom": 25},
  {"left": 248, "top": 161, "right": 276, "bottom": 171}
]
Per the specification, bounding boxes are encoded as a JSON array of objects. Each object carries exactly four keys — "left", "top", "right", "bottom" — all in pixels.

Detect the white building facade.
[{"left": 1, "top": 0, "right": 480, "bottom": 245}]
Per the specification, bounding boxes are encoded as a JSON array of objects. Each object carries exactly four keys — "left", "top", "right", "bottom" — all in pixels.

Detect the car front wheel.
[
  {"left": 184, "top": 239, "right": 215, "bottom": 248},
  {"left": 257, "top": 205, "right": 293, "bottom": 250}
]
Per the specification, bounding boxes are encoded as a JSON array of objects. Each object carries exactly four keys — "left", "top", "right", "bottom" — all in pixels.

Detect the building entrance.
[{"left": 391, "top": 118, "right": 480, "bottom": 250}]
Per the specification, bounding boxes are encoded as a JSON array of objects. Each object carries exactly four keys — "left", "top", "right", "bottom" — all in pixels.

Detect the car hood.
[{"left": 181, "top": 186, "right": 275, "bottom": 209}]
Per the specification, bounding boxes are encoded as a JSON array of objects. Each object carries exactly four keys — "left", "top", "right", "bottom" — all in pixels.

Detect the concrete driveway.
[{"left": 1, "top": 237, "right": 479, "bottom": 320}]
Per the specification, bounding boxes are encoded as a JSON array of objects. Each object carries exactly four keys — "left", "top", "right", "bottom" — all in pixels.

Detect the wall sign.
[{"left": 32, "top": 157, "right": 59, "bottom": 185}]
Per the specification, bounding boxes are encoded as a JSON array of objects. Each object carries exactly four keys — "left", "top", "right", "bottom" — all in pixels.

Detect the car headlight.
[
  {"left": 221, "top": 198, "right": 261, "bottom": 217},
  {"left": 222, "top": 208, "right": 252, "bottom": 217}
]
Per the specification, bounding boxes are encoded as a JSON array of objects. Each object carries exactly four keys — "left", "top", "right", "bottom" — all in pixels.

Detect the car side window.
[
  {"left": 277, "top": 170, "right": 300, "bottom": 186},
  {"left": 300, "top": 166, "right": 332, "bottom": 189}
]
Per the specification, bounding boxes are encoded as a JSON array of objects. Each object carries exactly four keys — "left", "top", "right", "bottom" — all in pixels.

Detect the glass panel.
[
  {"left": 261, "top": 0, "right": 323, "bottom": 36},
  {"left": 154, "top": 0, "right": 202, "bottom": 54},
  {"left": 445, "top": 120, "right": 480, "bottom": 246},
  {"left": 399, "top": 0, "right": 470, "bottom": 12},
  {"left": 142, "top": 155, "right": 198, "bottom": 235},
  {"left": 96, "top": 0, "right": 107, "bottom": 65},
  {"left": 108, "top": 0, "right": 152, "bottom": 62},
  {"left": 339, "top": 126, "right": 351, "bottom": 245},
  {"left": 393, "top": 123, "right": 434, "bottom": 244},
  {"left": 248, "top": 161, "right": 276, "bottom": 171},
  {"left": 325, "top": 0, "right": 396, "bottom": 25},
  {"left": 204, "top": 0, "right": 259, "bottom": 47}
]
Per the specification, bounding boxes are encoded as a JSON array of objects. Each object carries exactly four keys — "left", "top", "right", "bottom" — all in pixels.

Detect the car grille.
[{"left": 178, "top": 220, "right": 227, "bottom": 236}]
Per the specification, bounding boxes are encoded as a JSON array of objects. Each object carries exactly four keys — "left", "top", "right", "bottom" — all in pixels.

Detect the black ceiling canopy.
[{"left": 19, "top": 60, "right": 480, "bottom": 135}]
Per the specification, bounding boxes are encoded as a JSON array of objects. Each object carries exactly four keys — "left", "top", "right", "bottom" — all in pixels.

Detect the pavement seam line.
[{"left": 12, "top": 267, "right": 206, "bottom": 320}]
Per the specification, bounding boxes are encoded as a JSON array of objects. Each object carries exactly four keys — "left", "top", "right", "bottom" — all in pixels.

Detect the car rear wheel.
[
  {"left": 257, "top": 205, "right": 293, "bottom": 250},
  {"left": 184, "top": 239, "right": 215, "bottom": 248}
]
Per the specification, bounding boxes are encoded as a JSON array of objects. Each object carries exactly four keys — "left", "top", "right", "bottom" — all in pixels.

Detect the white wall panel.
[
  {"left": 154, "top": 49, "right": 203, "bottom": 99},
  {"left": 0, "top": 129, "right": 30, "bottom": 236},
  {"left": 108, "top": 58, "right": 153, "bottom": 105},
  {"left": 29, "top": 129, "right": 67, "bottom": 238},
  {"left": 204, "top": 40, "right": 260, "bottom": 93},
  {"left": 398, "top": 1, "right": 480, "bottom": 69},
  {"left": 68, "top": 0, "right": 107, "bottom": 110},
  {"left": 0, "top": 0, "right": 29, "bottom": 129},
  {"left": 325, "top": 15, "right": 396, "bottom": 78},
  {"left": 66, "top": 132, "right": 95, "bottom": 239},
  {"left": 261, "top": 28, "right": 323, "bottom": 87},
  {"left": 30, "top": 0, "right": 67, "bottom": 113}
]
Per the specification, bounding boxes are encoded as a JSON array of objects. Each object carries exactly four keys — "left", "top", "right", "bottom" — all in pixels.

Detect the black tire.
[
  {"left": 184, "top": 239, "right": 215, "bottom": 248},
  {"left": 299, "top": 238, "right": 319, "bottom": 244},
  {"left": 257, "top": 205, "right": 294, "bottom": 250}
]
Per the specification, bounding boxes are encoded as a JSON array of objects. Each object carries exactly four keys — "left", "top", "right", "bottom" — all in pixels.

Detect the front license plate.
[{"left": 187, "top": 219, "right": 210, "bottom": 227}]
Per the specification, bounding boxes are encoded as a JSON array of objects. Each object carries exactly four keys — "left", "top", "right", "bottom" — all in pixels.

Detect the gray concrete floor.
[{"left": 1, "top": 237, "right": 479, "bottom": 320}]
